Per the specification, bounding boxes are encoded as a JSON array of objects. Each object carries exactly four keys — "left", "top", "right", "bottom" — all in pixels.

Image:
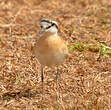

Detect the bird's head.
[{"left": 40, "top": 19, "right": 58, "bottom": 34}]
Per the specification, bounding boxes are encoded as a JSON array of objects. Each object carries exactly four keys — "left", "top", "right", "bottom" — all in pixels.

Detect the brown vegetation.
[{"left": 0, "top": 0, "right": 111, "bottom": 109}]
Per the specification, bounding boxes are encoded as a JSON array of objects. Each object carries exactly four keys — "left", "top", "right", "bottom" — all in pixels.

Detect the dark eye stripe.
[
  {"left": 41, "top": 25, "right": 43, "bottom": 28},
  {"left": 45, "top": 23, "right": 58, "bottom": 30},
  {"left": 53, "top": 23, "right": 58, "bottom": 29},
  {"left": 46, "top": 25, "right": 52, "bottom": 29}
]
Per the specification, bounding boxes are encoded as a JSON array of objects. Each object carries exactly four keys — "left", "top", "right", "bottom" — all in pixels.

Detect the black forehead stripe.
[
  {"left": 41, "top": 20, "right": 58, "bottom": 29},
  {"left": 41, "top": 19, "right": 52, "bottom": 24}
]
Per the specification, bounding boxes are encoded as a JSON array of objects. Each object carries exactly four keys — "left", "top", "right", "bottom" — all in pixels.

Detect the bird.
[{"left": 33, "top": 19, "right": 68, "bottom": 94}]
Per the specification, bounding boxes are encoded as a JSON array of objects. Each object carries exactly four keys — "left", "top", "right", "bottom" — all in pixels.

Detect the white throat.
[{"left": 48, "top": 27, "right": 58, "bottom": 35}]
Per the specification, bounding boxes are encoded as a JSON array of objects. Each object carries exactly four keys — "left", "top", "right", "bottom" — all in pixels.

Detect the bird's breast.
[{"left": 34, "top": 35, "right": 68, "bottom": 66}]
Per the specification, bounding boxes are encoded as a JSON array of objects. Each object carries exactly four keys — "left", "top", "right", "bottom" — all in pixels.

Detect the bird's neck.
[{"left": 42, "top": 31, "right": 58, "bottom": 37}]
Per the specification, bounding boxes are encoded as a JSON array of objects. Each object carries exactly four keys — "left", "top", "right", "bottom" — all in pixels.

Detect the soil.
[{"left": 0, "top": 0, "right": 111, "bottom": 110}]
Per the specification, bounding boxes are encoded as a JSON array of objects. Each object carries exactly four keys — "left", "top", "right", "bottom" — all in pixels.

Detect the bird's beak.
[{"left": 40, "top": 28, "right": 45, "bottom": 34}]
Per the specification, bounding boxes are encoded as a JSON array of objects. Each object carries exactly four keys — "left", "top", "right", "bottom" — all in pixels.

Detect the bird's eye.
[{"left": 41, "top": 25, "right": 43, "bottom": 28}]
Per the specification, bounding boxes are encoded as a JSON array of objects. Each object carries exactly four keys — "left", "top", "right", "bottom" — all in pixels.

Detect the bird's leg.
[
  {"left": 41, "top": 65, "right": 44, "bottom": 95},
  {"left": 56, "top": 66, "right": 59, "bottom": 84},
  {"left": 56, "top": 66, "right": 59, "bottom": 101}
]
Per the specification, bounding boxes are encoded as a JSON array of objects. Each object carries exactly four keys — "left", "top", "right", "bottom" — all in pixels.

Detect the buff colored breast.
[{"left": 33, "top": 32, "right": 68, "bottom": 67}]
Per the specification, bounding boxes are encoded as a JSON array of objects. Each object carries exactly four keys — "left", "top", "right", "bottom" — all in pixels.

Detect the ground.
[{"left": 0, "top": 0, "right": 111, "bottom": 110}]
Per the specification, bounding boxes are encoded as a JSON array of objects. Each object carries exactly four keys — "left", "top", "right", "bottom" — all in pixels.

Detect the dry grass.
[{"left": 0, "top": 0, "right": 111, "bottom": 110}]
